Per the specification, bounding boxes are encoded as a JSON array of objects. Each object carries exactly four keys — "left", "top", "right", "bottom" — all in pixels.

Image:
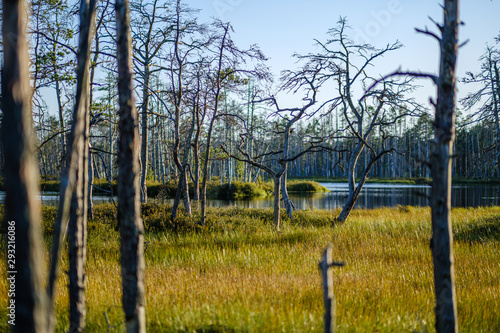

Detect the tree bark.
[
  {"left": 337, "top": 143, "right": 364, "bottom": 222},
  {"left": 46, "top": 0, "right": 96, "bottom": 331},
  {"left": 87, "top": 147, "right": 94, "bottom": 220},
  {"left": 430, "top": 1, "right": 459, "bottom": 331},
  {"left": 2, "top": 0, "right": 47, "bottom": 330},
  {"left": 337, "top": 152, "right": 380, "bottom": 223},
  {"left": 281, "top": 170, "right": 293, "bottom": 220},
  {"left": 116, "top": 0, "right": 146, "bottom": 331},
  {"left": 67, "top": 0, "right": 95, "bottom": 330},
  {"left": 273, "top": 174, "right": 282, "bottom": 231},
  {"left": 140, "top": 65, "right": 150, "bottom": 203}
]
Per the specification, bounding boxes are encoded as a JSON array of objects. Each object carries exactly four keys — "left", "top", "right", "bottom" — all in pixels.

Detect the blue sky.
[{"left": 185, "top": 0, "right": 500, "bottom": 113}]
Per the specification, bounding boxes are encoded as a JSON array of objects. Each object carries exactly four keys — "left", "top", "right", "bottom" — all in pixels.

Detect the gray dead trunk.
[
  {"left": 140, "top": 66, "right": 150, "bottom": 203},
  {"left": 281, "top": 171, "right": 293, "bottom": 220},
  {"left": 46, "top": 0, "right": 96, "bottom": 331},
  {"left": 116, "top": 0, "right": 146, "bottom": 331},
  {"left": 67, "top": 0, "right": 96, "bottom": 331},
  {"left": 337, "top": 143, "right": 364, "bottom": 222},
  {"left": 273, "top": 175, "right": 282, "bottom": 231},
  {"left": 2, "top": 0, "right": 48, "bottom": 330},
  {"left": 87, "top": 148, "right": 94, "bottom": 220},
  {"left": 430, "top": 0, "right": 459, "bottom": 331}
]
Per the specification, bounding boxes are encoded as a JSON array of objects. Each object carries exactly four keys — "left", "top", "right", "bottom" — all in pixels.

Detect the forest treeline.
[{"left": 2, "top": 0, "right": 497, "bottom": 199}]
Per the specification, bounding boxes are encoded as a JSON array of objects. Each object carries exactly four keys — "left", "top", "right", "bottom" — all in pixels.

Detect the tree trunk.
[
  {"left": 281, "top": 170, "right": 294, "bottom": 220},
  {"left": 87, "top": 147, "right": 94, "bottom": 220},
  {"left": 200, "top": 24, "right": 230, "bottom": 225},
  {"left": 2, "top": 0, "right": 47, "bottom": 329},
  {"left": 55, "top": 77, "right": 67, "bottom": 166},
  {"left": 116, "top": 0, "right": 146, "bottom": 331},
  {"left": 68, "top": 126, "right": 88, "bottom": 333},
  {"left": 67, "top": 0, "right": 95, "bottom": 330},
  {"left": 337, "top": 153, "right": 380, "bottom": 222},
  {"left": 430, "top": 1, "right": 459, "bottom": 332},
  {"left": 45, "top": 0, "right": 96, "bottom": 331},
  {"left": 171, "top": 169, "right": 188, "bottom": 220},
  {"left": 193, "top": 137, "right": 200, "bottom": 201},
  {"left": 273, "top": 174, "right": 282, "bottom": 230},
  {"left": 140, "top": 66, "right": 150, "bottom": 203},
  {"left": 337, "top": 143, "right": 364, "bottom": 222}
]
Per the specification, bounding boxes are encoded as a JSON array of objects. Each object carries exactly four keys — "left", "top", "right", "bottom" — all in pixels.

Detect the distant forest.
[{"left": 2, "top": 0, "right": 499, "bottom": 188}]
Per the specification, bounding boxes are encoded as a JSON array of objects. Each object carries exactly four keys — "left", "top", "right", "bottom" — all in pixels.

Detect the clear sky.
[{"left": 184, "top": 0, "right": 500, "bottom": 113}]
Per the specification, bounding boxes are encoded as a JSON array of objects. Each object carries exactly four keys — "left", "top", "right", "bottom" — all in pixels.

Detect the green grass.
[
  {"left": 295, "top": 176, "right": 500, "bottom": 185},
  {"left": 0, "top": 204, "right": 499, "bottom": 332},
  {"left": 294, "top": 177, "right": 433, "bottom": 185},
  {"left": 31, "top": 179, "right": 328, "bottom": 200}
]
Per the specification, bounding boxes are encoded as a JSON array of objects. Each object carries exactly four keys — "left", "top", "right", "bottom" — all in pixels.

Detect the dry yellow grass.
[{"left": 0, "top": 205, "right": 499, "bottom": 332}]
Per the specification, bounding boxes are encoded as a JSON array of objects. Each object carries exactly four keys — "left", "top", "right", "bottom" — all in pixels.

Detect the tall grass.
[{"left": 0, "top": 204, "right": 498, "bottom": 332}]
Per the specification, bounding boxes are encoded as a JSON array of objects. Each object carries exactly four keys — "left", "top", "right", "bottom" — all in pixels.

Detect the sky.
[{"left": 183, "top": 0, "right": 500, "bottom": 114}]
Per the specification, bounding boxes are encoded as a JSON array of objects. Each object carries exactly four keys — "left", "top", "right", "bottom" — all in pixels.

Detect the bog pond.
[{"left": 2, "top": 182, "right": 498, "bottom": 210}]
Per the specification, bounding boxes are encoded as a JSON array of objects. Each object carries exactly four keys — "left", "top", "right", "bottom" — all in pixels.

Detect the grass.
[
  {"left": 29, "top": 179, "right": 329, "bottom": 200},
  {"left": 0, "top": 204, "right": 499, "bottom": 332},
  {"left": 295, "top": 176, "right": 500, "bottom": 186}
]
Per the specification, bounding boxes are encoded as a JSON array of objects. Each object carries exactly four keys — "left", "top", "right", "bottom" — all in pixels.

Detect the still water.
[
  {"left": 205, "top": 183, "right": 500, "bottom": 210},
  {"left": 1, "top": 183, "right": 498, "bottom": 210}
]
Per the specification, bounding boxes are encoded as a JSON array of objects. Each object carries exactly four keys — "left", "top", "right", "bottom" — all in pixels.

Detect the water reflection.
[
  {"left": 0, "top": 182, "right": 498, "bottom": 210},
  {"left": 204, "top": 183, "right": 500, "bottom": 210}
]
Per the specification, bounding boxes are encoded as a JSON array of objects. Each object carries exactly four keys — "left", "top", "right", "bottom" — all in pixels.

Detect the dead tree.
[
  {"left": 131, "top": 0, "right": 175, "bottom": 202},
  {"left": 273, "top": 59, "right": 332, "bottom": 220},
  {"left": 167, "top": 0, "right": 205, "bottom": 219},
  {"left": 67, "top": 0, "right": 97, "bottom": 331},
  {"left": 116, "top": 0, "right": 146, "bottom": 331},
  {"left": 430, "top": 0, "right": 459, "bottom": 331},
  {"left": 46, "top": 0, "right": 97, "bottom": 330},
  {"left": 200, "top": 20, "right": 269, "bottom": 225},
  {"left": 295, "top": 18, "right": 423, "bottom": 222},
  {"left": 378, "top": 2, "right": 460, "bottom": 330},
  {"left": 2, "top": 0, "right": 47, "bottom": 330},
  {"left": 222, "top": 122, "right": 323, "bottom": 230}
]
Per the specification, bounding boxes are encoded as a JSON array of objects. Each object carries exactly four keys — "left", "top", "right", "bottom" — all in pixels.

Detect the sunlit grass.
[{"left": 0, "top": 205, "right": 498, "bottom": 332}]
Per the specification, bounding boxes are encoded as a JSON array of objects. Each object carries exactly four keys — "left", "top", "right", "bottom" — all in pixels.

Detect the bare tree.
[
  {"left": 116, "top": 0, "right": 146, "bottom": 330},
  {"left": 2, "top": 0, "right": 47, "bottom": 330},
  {"left": 461, "top": 45, "right": 500, "bottom": 175},
  {"left": 378, "top": 2, "right": 460, "bottom": 330},
  {"left": 295, "top": 18, "right": 422, "bottom": 222},
  {"left": 131, "top": 0, "right": 174, "bottom": 202},
  {"left": 45, "top": 0, "right": 97, "bottom": 330},
  {"left": 222, "top": 84, "right": 325, "bottom": 229},
  {"left": 275, "top": 60, "right": 333, "bottom": 219},
  {"left": 67, "top": 0, "right": 97, "bottom": 331},
  {"left": 200, "top": 20, "right": 269, "bottom": 225},
  {"left": 167, "top": 0, "right": 205, "bottom": 219},
  {"left": 429, "top": 0, "right": 459, "bottom": 330}
]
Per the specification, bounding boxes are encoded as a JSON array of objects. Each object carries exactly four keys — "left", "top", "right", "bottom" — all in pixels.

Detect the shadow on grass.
[
  {"left": 454, "top": 215, "right": 500, "bottom": 243},
  {"left": 169, "top": 229, "right": 319, "bottom": 251}
]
